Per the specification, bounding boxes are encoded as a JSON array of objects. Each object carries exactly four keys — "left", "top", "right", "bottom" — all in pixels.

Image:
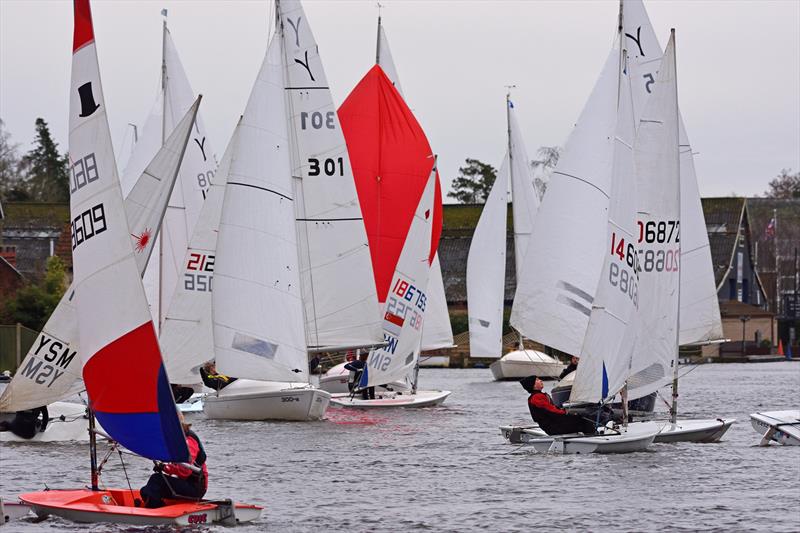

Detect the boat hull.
[
  {"left": 0, "top": 401, "right": 94, "bottom": 443},
  {"left": 489, "top": 350, "right": 564, "bottom": 381},
  {"left": 498, "top": 424, "right": 547, "bottom": 443},
  {"left": 652, "top": 418, "right": 736, "bottom": 443},
  {"left": 750, "top": 410, "right": 800, "bottom": 446},
  {"left": 203, "top": 379, "right": 330, "bottom": 421},
  {"left": 19, "top": 489, "right": 261, "bottom": 526},
  {"left": 177, "top": 393, "right": 205, "bottom": 413},
  {"left": 318, "top": 363, "right": 408, "bottom": 395},
  {"left": 1, "top": 498, "right": 31, "bottom": 524},
  {"left": 330, "top": 389, "right": 450, "bottom": 409},
  {"left": 507, "top": 422, "right": 659, "bottom": 454}
]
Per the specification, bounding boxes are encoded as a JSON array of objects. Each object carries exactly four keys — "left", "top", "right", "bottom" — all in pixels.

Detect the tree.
[
  {"left": 764, "top": 168, "right": 800, "bottom": 199},
  {"left": 2, "top": 256, "right": 67, "bottom": 331},
  {"left": 0, "top": 118, "right": 27, "bottom": 202},
  {"left": 448, "top": 158, "right": 497, "bottom": 204},
  {"left": 19, "top": 118, "right": 70, "bottom": 203},
  {"left": 530, "top": 145, "right": 561, "bottom": 200}
]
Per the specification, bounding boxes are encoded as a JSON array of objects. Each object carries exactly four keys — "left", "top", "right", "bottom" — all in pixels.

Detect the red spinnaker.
[{"left": 339, "top": 65, "right": 442, "bottom": 303}]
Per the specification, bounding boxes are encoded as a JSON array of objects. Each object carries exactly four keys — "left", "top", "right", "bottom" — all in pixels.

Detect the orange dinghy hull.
[{"left": 20, "top": 489, "right": 262, "bottom": 526}]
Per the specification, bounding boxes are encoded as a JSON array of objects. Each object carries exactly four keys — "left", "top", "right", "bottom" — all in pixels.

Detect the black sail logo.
[{"left": 77, "top": 81, "right": 100, "bottom": 117}]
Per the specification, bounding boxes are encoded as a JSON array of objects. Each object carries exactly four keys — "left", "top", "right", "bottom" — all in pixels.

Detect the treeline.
[{"left": 0, "top": 118, "right": 70, "bottom": 204}]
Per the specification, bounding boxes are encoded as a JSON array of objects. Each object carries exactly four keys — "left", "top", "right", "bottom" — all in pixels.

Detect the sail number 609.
[{"left": 308, "top": 157, "right": 344, "bottom": 177}]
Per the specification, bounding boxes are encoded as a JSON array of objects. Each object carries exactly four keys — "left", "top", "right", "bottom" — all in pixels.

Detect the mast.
[
  {"left": 504, "top": 86, "right": 525, "bottom": 351},
  {"left": 88, "top": 409, "right": 99, "bottom": 491},
  {"left": 375, "top": 5, "right": 382, "bottom": 65},
  {"left": 670, "top": 29, "right": 681, "bottom": 425},
  {"left": 158, "top": 10, "right": 168, "bottom": 330}
]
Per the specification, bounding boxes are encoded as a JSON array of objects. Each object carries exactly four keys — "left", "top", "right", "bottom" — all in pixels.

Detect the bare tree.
[
  {"left": 764, "top": 168, "right": 800, "bottom": 199},
  {"left": 530, "top": 145, "right": 561, "bottom": 200}
]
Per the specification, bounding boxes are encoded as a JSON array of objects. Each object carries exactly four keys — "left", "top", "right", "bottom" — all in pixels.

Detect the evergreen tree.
[
  {"left": 20, "top": 118, "right": 70, "bottom": 202},
  {"left": 448, "top": 159, "right": 497, "bottom": 204}
]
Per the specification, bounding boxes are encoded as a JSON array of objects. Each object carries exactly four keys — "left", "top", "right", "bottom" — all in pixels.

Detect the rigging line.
[
  {"left": 227, "top": 181, "right": 293, "bottom": 201},
  {"left": 284, "top": 86, "right": 330, "bottom": 90},
  {"left": 296, "top": 217, "right": 363, "bottom": 222},
  {"left": 117, "top": 447, "right": 136, "bottom": 504},
  {"left": 551, "top": 171, "right": 610, "bottom": 199}
]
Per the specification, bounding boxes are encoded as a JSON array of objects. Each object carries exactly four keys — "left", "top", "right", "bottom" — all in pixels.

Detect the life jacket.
[
  {"left": 528, "top": 391, "right": 567, "bottom": 435},
  {"left": 186, "top": 430, "right": 207, "bottom": 486}
]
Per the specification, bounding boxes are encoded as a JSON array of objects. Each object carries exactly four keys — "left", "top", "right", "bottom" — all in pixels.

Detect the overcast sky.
[{"left": 1, "top": 0, "right": 798, "bottom": 201}]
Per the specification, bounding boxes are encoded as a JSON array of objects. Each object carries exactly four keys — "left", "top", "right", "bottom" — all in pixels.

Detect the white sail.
[
  {"left": 510, "top": 45, "right": 622, "bottom": 356},
  {"left": 628, "top": 36, "right": 680, "bottom": 400},
  {"left": 375, "top": 16, "right": 452, "bottom": 352},
  {"left": 0, "top": 99, "right": 199, "bottom": 412},
  {"left": 160, "top": 121, "right": 240, "bottom": 385},
  {"left": 364, "top": 163, "right": 437, "bottom": 387},
  {"left": 622, "top": 0, "right": 723, "bottom": 344},
  {"left": 121, "top": 23, "right": 216, "bottom": 332},
  {"left": 508, "top": 101, "right": 541, "bottom": 277},
  {"left": 571, "top": 47, "right": 639, "bottom": 405},
  {"left": 467, "top": 154, "right": 509, "bottom": 358},
  {"left": 278, "top": 0, "right": 382, "bottom": 349},
  {"left": 213, "top": 33, "right": 308, "bottom": 383}
]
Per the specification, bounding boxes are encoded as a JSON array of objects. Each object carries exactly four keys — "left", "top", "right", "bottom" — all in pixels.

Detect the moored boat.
[
  {"left": 330, "top": 389, "right": 450, "bottom": 409},
  {"left": 489, "top": 350, "right": 564, "bottom": 381}
]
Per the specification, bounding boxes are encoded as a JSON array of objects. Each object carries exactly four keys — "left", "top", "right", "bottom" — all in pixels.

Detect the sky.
[{"left": 1, "top": 0, "right": 798, "bottom": 201}]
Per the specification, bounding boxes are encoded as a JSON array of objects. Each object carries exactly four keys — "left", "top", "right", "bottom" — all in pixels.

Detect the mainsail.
[
  {"left": 278, "top": 0, "right": 382, "bottom": 348},
  {"left": 362, "top": 163, "right": 438, "bottom": 388},
  {"left": 212, "top": 33, "right": 308, "bottom": 383},
  {"left": 510, "top": 44, "right": 622, "bottom": 357},
  {"left": 0, "top": 99, "right": 199, "bottom": 412},
  {"left": 69, "top": 0, "right": 186, "bottom": 461},
  {"left": 121, "top": 21, "right": 216, "bottom": 333},
  {"left": 622, "top": 0, "right": 723, "bottom": 345}
]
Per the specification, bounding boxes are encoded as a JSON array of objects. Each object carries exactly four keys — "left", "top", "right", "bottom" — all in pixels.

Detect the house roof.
[
  {"left": 719, "top": 300, "right": 774, "bottom": 318},
  {"left": 0, "top": 202, "right": 70, "bottom": 230}
]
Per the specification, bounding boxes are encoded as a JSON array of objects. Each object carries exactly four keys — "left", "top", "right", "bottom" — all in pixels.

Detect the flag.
[{"left": 764, "top": 217, "right": 776, "bottom": 240}]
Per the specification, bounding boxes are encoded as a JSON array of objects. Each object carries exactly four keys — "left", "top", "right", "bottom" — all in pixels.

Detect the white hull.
[
  {"left": 750, "top": 410, "right": 800, "bottom": 446},
  {"left": 0, "top": 402, "right": 93, "bottom": 443},
  {"left": 177, "top": 393, "right": 205, "bottom": 413},
  {"left": 498, "top": 424, "right": 547, "bottom": 443},
  {"left": 318, "top": 363, "right": 408, "bottom": 395},
  {"left": 511, "top": 422, "right": 659, "bottom": 454},
  {"left": 1, "top": 498, "right": 31, "bottom": 524},
  {"left": 203, "top": 379, "right": 330, "bottom": 421},
  {"left": 330, "top": 389, "right": 450, "bottom": 409},
  {"left": 418, "top": 355, "right": 450, "bottom": 368},
  {"left": 489, "top": 350, "right": 564, "bottom": 381},
  {"left": 651, "top": 418, "right": 736, "bottom": 443}
]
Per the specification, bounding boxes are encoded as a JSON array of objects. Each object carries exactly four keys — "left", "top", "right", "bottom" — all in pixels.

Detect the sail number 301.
[{"left": 308, "top": 157, "right": 344, "bottom": 177}]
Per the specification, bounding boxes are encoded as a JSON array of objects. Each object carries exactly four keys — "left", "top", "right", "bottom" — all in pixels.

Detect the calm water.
[{"left": 2, "top": 362, "right": 799, "bottom": 532}]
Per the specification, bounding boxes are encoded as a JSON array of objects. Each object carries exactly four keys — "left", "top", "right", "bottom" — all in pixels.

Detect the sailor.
[
  {"left": 170, "top": 384, "right": 194, "bottom": 404},
  {"left": 558, "top": 355, "right": 580, "bottom": 380},
  {"left": 139, "top": 411, "right": 208, "bottom": 508},
  {"left": 344, "top": 352, "right": 375, "bottom": 400},
  {"left": 521, "top": 375, "right": 595, "bottom": 436},
  {"left": 199, "top": 361, "right": 237, "bottom": 391},
  {"left": 0, "top": 405, "right": 49, "bottom": 439}
]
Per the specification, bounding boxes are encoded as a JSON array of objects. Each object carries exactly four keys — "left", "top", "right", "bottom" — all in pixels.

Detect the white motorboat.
[
  {"left": 203, "top": 379, "right": 330, "bottom": 421},
  {"left": 652, "top": 418, "right": 736, "bottom": 443},
  {"left": 1, "top": 401, "right": 94, "bottom": 443},
  {"left": 750, "top": 410, "right": 800, "bottom": 446},
  {"left": 520, "top": 422, "right": 659, "bottom": 455},
  {"left": 330, "top": 389, "right": 450, "bottom": 409},
  {"left": 489, "top": 350, "right": 564, "bottom": 381}
]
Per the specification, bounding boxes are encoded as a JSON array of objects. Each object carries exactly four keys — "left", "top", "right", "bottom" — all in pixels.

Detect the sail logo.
[
  {"left": 20, "top": 335, "right": 77, "bottom": 387},
  {"left": 77, "top": 81, "right": 100, "bottom": 117}
]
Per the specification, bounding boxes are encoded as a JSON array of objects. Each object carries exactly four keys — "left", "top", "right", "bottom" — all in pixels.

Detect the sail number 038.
[{"left": 308, "top": 157, "right": 344, "bottom": 177}]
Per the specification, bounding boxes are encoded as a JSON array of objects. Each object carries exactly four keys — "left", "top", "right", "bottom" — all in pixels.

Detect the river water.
[{"left": 1, "top": 361, "right": 799, "bottom": 532}]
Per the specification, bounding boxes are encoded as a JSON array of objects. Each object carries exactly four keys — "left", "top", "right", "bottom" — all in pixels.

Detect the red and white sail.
[{"left": 69, "top": 0, "right": 186, "bottom": 461}]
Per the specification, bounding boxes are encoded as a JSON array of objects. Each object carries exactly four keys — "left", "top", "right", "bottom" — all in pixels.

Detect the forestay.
[
  {"left": 628, "top": 36, "right": 680, "bottom": 400},
  {"left": 622, "top": 0, "right": 722, "bottom": 344},
  {"left": 467, "top": 153, "right": 508, "bottom": 358},
  {"left": 361, "top": 163, "right": 437, "bottom": 388},
  {"left": 69, "top": 0, "right": 187, "bottom": 461},
  {"left": 510, "top": 45, "right": 622, "bottom": 357},
  {"left": 278, "top": 0, "right": 382, "bottom": 348},
  {"left": 212, "top": 33, "right": 308, "bottom": 383},
  {"left": 571, "top": 46, "right": 639, "bottom": 405},
  {"left": 160, "top": 121, "right": 240, "bottom": 385},
  {"left": 0, "top": 99, "right": 199, "bottom": 413},
  {"left": 121, "top": 23, "right": 216, "bottom": 332}
]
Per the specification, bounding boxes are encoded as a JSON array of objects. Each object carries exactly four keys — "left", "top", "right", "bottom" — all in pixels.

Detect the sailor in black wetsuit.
[
  {"left": 199, "top": 362, "right": 237, "bottom": 391},
  {"left": 558, "top": 356, "right": 580, "bottom": 380},
  {"left": 0, "top": 405, "right": 49, "bottom": 439},
  {"left": 521, "top": 376, "right": 595, "bottom": 436}
]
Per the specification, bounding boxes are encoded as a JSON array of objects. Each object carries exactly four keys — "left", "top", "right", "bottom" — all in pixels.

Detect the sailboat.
[
  {"left": 466, "top": 94, "right": 564, "bottom": 381},
  {"left": 750, "top": 410, "right": 800, "bottom": 446},
  {"left": 203, "top": 0, "right": 383, "bottom": 421},
  {"left": 329, "top": 162, "right": 450, "bottom": 408},
  {"left": 324, "top": 15, "right": 450, "bottom": 404},
  {"left": 0, "top": 96, "right": 203, "bottom": 443},
  {"left": 504, "top": 19, "right": 658, "bottom": 453},
  {"left": 19, "top": 1, "right": 261, "bottom": 524},
  {"left": 120, "top": 12, "right": 217, "bottom": 336}
]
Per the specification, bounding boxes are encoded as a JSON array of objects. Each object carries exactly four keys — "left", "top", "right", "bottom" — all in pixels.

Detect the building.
[{"left": 0, "top": 202, "right": 71, "bottom": 280}]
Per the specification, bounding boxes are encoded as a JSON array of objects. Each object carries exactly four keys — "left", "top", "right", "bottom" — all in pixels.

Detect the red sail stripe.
[
  {"left": 339, "top": 65, "right": 443, "bottom": 302},
  {"left": 73, "top": 0, "right": 95, "bottom": 53},
  {"left": 83, "top": 321, "right": 162, "bottom": 413},
  {"left": 384, "top": 312, "right": 404, "bottom": 328}
]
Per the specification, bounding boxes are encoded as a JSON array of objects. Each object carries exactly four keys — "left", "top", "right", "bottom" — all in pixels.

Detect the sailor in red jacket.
[
  {"left": 140, "top": 412, "right": 208, "bottom": 508},
  {"left": 521, "top": 375, "right": 596, "bottom": 436}
]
